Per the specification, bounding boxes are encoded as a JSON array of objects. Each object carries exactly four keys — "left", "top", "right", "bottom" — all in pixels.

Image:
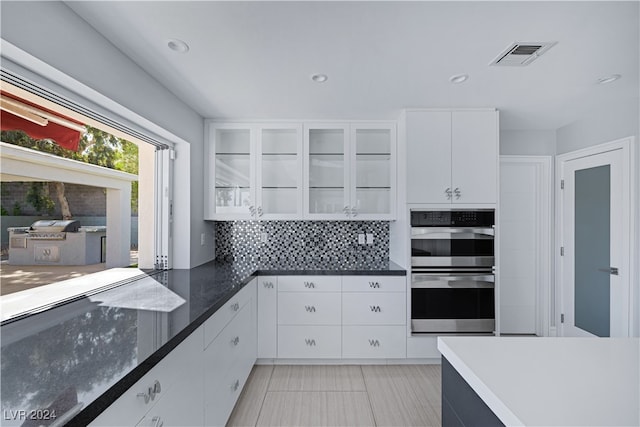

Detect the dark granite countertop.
[{"left": 0, "top": 259, "right": 405, "bottom": 426}]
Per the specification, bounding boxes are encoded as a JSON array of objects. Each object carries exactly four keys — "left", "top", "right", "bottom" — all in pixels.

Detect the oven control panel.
[{"left": 410, "top": 210, "right": 494, "bottom": 227}]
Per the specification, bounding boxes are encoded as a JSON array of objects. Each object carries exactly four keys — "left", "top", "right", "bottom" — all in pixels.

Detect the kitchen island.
[
  {"left": 438, "top": 336, "right": 640, "bottom": 427},
  {"left": 0, "top": 259, "right": 405, "bottom": 426}
]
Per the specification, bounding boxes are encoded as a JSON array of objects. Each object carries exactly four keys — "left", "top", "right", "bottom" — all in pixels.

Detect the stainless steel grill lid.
[{"left": 29, "top": 220, "right": 81, "bottom": 233}]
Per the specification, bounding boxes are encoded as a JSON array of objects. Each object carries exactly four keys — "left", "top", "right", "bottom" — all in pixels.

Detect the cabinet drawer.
[
  {"left": 342, "top": 326, "right": 406, "bottom": 359},
  {"left": 277, "top": 275, "right": 341, "bottom": 292},
  {"left": 278, "top": 325, "right": 341, "bottom": 358},
  {"left": 342, "top": 293, "right": 406, "bottom": 325},
  {"left": 342, "top": 276, "right": 406, "bottom": 292},
  {"left": 204, "top": 279, "right": 255, "bottom": 348},
  {"left": 204, "top": 299, "right": 256, "bottom": 425},
  {"left": 278, "top": 292, "right": 341, "bottom": 325},
  {"left": 204, "top": 301, "right": 255, "bottom": 384},
  {"left": 90, "top": 327, "right": 203, "bottom": 426}
]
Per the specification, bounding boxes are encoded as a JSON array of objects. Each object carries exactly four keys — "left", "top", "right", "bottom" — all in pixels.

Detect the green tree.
[
  {"left": 25, "top": 182, "right": 55, "bottom": 215},
  {"left": 1, "top": 127, "right": 139, "bottom": 216}
]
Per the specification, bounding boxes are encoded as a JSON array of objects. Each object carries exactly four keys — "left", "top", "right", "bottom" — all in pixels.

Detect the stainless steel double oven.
[{"left": 410, "top": 210, "right": 495, "bottom": 334}]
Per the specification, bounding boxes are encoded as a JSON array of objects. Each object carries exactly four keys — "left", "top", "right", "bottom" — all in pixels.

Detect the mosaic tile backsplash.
[{"left": 215, "top": 221, "right": 389, "bottom": 268}]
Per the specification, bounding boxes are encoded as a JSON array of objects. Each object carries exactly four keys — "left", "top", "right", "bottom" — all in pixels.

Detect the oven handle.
[
  {"left": 411, "top": 274, "right": 495, "bottom": 288},
  {"left": 411, "top": 228, "right": 494, "bottom": 239}
]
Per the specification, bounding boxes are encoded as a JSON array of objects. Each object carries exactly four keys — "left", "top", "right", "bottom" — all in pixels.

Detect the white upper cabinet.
[
  {"left": 207, "top": 121, "right": 396, "bottom": 220},
  {"left": 206, "top": 123, "right": 255, "bottom": 219},
  {"left": 257, "top": 124, "right": 304, "bottom": 219},
  {"left": 451, "top": 111, "right": 498, "bottom": 204},
  {"left": 350, "top": 124, "right": 396, "bottom": 220},
  {"left": 304, "top": 123, "right": 351, "bottom": 219},
  {"left": 304, "top": 122, "right": 396, "bottom": 220},
  {"left": 406, "top": 110, "right": 498, "bottom": 205},
  {"left": 205, "top": 123, "right": 303, "bottom": 220},
  {"left": 406, "top": 111, "right": 451, "bottom": 203}
]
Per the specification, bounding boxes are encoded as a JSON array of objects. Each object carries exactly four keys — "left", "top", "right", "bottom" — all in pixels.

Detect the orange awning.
[{"left": 0, "top": 91, "right": 85, "bottom": 151}]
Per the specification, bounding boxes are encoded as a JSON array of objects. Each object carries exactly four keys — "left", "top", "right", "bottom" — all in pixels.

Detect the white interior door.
[{"left": 561, "top": 148, "right": 628, "bottom": 337}]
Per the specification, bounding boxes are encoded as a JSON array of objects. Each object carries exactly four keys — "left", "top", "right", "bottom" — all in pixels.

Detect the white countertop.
[{"left": 438, "top": 337, "right": 640, "bottom": 427}]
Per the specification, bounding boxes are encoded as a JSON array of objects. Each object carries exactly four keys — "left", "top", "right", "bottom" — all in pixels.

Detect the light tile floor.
[{"left": 227, "top": 365, "right": 442, "bottom": 427}]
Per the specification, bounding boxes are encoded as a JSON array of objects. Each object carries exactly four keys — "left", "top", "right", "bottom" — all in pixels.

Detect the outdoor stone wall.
[{"left": 1, "top": 182, "right": 107, "bottom": 217}]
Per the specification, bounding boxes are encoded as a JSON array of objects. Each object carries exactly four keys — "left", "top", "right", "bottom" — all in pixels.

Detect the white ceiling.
[{"left": 65, "top": 1, "right": 639, "bottom": 130}]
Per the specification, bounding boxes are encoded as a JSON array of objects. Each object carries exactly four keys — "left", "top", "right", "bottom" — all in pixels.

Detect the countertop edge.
[{"left": 437, "top": 337, "right": 524, "bottom": 427}]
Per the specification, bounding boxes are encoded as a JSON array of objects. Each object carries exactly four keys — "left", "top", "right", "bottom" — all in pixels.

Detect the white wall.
[
  {"left": 500, "top": 130, "right": 556, "bottom": 156},
  {"left": 556, "top": 97, "right": 640, "bottom": 337},
  {"left": 0, "top": 1, "right": 213, "bottom": 268}
]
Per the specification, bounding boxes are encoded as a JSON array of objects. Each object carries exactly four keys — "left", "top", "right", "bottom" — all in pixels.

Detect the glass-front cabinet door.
[
  {"left": 350, "top": 124, "right": 395, "bottom": 219},
  {"left": 304, "top": 124, "right": 350, "bottom": 219},
  {"left": 207, "top": 123, "right": 255, "bottom": 219},
  {"left": 257, "top": 124, "right": 303, "bottom": 219}
]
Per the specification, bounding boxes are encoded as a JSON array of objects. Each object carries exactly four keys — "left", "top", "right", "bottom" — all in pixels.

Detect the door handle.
[{"left": 598, "top": 267, "right": 619, "bottom": 276}]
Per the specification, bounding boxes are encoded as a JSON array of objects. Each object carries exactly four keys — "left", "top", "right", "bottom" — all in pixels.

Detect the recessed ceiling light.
[
  {"left": 167, "top": 39, "right": 190, "bottom": 53},
  {"left": 597, "top": 74, "right": 621, "bottom": 84},
  {"left": 311, "top": 74, "right": 328, "bottom": 83},
  {"left": 449, "top": 74, "right": 469, "bottom": 84}
]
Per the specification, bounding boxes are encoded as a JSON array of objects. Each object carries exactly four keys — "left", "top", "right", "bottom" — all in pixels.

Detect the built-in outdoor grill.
[
  {"left": 27, "top": 219, "right": 81, "bottom": 240},
  {"left": 8, "top": 220, "right": 106, "bottom": 266}
]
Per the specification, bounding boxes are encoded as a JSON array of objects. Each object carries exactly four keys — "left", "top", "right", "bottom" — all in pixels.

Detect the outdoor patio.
[{"left": 0, "top": 251, "right": 138, "bottom": 295}]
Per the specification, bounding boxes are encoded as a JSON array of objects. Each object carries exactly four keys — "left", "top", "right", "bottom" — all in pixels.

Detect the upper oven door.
[{"left": 411, "top": 227, "right": 494, "bottom": 268}]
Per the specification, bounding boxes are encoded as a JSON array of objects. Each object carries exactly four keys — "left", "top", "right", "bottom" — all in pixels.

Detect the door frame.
[
  {"left": 500, "top": 156, "right": 553, "bottom": 336},
  {"left": 555, "top": 136, "right": 635, "bottom": 337}
]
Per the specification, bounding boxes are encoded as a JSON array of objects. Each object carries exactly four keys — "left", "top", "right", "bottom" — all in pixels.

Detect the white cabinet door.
[
  {"left": 304, "top": 123, "right": 351, "bottom": 219},
  {"left": 136, "top": 336, "right": 204, "bottom": 427},
  {"left": 91, "top": 327, "right": 204, "bottom": 427},
  {"left": 204, "top": 293, "right": 257, "bottom": 426},
  {"left": 342, "top": 276, "right": 406, "bottom": 293},
  {"left": 342, "top": 325, "right": 406, "bottom": 359},
  {"left": 451, "top": 111, "right": 498, "bottom": 204},
  {"left": 257, "top": 276, "right": 277, "bottom": 358},
  {"left": 256, "top": 124, "right": 303, "bottom": 219},
  {"left": 204, "top": 280, "right": 255, "bottom": 348},
  {"left": 278, "top": 325, "right": 342, "bottom": 358},
  {"left": 342, "top": 293, "right": 406, "bottom": 325},
  {"left": 277, "top": 275, "right": 341, "bottom": 292},
  {"left": 406, "top": 111, "right": 452, "bottom": 203},
  {"left": 206, "top": 123, "right": 256, "bottom": 220},
  {"left": 277, "top": 292, "right": 342, "bottom": 325},
  {"left": 406, "top": 110, "right": 498, "bottom": 205},
  {"left": 350, "top": 123, "right": 396, "bottom": 220}
]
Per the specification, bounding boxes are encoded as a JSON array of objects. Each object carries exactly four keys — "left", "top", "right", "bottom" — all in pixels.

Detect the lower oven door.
[{"left": 411, "top": 272, "right": 495, "bottom": 334}]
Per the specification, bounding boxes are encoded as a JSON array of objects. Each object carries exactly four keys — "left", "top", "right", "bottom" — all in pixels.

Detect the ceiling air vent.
[{"left": 490, "top": 42, "right": 557, "bottom": 66}]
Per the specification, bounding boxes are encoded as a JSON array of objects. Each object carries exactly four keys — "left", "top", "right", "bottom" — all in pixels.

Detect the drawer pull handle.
[
  {"left": 231, "top": 336, "right": 240, "bottom": 346},
  {"left": 152, "top": 416, "right": 163, "bottom": 427},
  {"left": 263, "top": 282, "right": 274, "bottom": 289},
  {"left": 230, "top": 302, "right": 240, "bottom": 312},
  {"left": 370, "top": 305, "right": 381, "bottom": 312},
  {"left": 305, "top": 305, "right": 316, "bottom": 313},
  {"left": 149, "top": 380, "right": 161, "bottom": 401},
  {"left": 137, "top": 380, "right": 161, "bottom": 404},
  {"left": 369, "top": 339, "right": 380, "bottom": 347},
  {"left": 231, "top": 379, "right": 240, "bottom": 392},
  {"left": 369, "top": 281, "right": 380, "bottom": 289},
  {"left": 304, "top": 281, "right": 315, "bottom": 289},
  {"left": 305, "top": 338, "right": 316, "bottom": 346}
]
